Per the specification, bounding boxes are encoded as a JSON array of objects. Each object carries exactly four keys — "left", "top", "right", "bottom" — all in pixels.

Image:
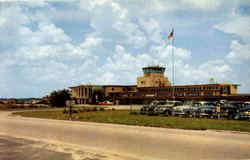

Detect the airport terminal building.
[{"left": 70, "top": 66, "right": 250, "bottom": 104}]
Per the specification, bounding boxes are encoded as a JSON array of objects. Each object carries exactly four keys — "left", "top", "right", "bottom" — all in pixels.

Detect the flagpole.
[{"left": 172, "top": 29, "right": 175, "bottom": 101}]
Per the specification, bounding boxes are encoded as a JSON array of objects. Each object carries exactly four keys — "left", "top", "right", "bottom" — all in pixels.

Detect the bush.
[{"left": 49, "top": 89, "right": 71, "bottom": 107}]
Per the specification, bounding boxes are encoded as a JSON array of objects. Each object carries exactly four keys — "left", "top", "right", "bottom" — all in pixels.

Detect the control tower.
[{"left": 137, "top": 66, "right": 171, "bottom": 87}]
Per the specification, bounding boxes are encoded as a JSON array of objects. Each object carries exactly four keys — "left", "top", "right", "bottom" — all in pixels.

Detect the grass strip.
[{"left": 13, "top": 110, "right": 250, "bottom": 132}]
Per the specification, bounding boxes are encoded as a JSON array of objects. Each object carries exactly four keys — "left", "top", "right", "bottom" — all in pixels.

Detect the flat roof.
[
  {"left": 70, "top": 85, "right": 136, "bottom": 88},
  {"left": 143, "top": 66, "right": 165, "bottom": 69}
]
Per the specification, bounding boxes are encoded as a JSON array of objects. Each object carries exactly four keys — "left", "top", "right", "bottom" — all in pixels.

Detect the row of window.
[
  {"left": 120, "top": 91, "right": 217, "bottom": 97},
  {"left": 150, "top": 92, "right": 214, "bottom": 97},
  {"left": 140, "top": 86, "right": 220, "bottom": 92},
  {"left": 111, "top": 87, "right": 136, "bottom": 91},
  {"left": 143, "top": 68, "right": 165, "bottom": 74}
]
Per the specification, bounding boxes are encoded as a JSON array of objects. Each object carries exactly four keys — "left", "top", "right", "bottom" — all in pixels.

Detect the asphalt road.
[
  {"left": 0, "top": 111, "right": 250, "bottom": 160},
  {"left": 0, "top": 135, "right": 73, "bottom": 160}
]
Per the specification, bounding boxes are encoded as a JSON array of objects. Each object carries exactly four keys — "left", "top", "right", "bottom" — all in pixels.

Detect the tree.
[
  {"left": 49, "top": 89, "right": 71, "bottom": 107},
  {"left": 91, "top": 86, "right": 105, "bottom": 104}
]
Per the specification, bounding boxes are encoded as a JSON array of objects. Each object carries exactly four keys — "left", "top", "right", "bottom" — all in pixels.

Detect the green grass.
[{"left": 13, "top": 110, "right": 250, "bottom": 132}]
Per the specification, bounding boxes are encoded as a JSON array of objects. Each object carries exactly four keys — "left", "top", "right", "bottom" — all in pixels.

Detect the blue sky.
[{"left": 0, "top": 0, "right": 249, "bottom": 98}]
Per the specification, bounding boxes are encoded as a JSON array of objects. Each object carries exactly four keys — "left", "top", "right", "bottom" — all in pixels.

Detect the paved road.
[
  {"left": 0, "top": 111, "right": 250, "bottom": 160},
  {"left": 0, "top": 135, "right": 73, "bottom": 160}
]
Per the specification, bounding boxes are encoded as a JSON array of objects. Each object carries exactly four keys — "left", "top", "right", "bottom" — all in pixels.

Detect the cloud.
[
  {"left": 178, "top": 60, "right": 233, "bottom": 85},
  {"left": 79, "top": 0, "right": 148, "bottom": 49},
  {"left": 138, "top": 18, "right": 162, "bottom": 43},
  {"left": 226, "top": 40, "right": 250, "bottom": 63},
  {"left": 214, "top": 13, "right": 250, "bottom": 42},
  {"left": 0, "top": 4, "right": 30, "bottom": 47},
  {"left": 182, "top": 0, "right": 222, "bottom": 10},
  {"left": 0, "top": 0, "right": 249, "bottom": 97},
  {"left": 214, "top": 9, "right": 250, "bottom": 64},
  {"left": 150, "top": 44, "right": 191, "bottom": 60}
]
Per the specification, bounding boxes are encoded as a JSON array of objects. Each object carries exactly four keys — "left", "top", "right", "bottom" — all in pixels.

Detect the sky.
[{"left": 0, "top": 0, "right": 249, "bottom": 98}]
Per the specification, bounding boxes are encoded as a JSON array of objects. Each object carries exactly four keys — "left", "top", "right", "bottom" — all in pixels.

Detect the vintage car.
[
  {"left": 98, "top": 101, "right": 113, "bottom": 105},
  {"left": 228, "top": 101, "right": 245, "bottom": 108},
  {"left": 194, "top": 106, "right": 217, "bottom": 118},
  {"left": 140, "top": 100, "right": 160, "bottom": 115},
  {"left": 234, "top": 105, "right": 250, "bottom": 120},
  {"left": 153, "top": 100, "right": 183, "bottom": 116},
  {"left": 218, "top": 104, "right": 238, "bottom": 119},
  {"left": 172, "top": 101, "right": 197, "bottom": 117}
]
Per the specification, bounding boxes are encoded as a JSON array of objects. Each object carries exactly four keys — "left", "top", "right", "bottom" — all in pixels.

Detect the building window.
[
  {"left": 112, "top": 88, "right": 114, "bottom": 91},
  {"left": 141, "top": 81, "right": 144, "bottom": 84},
  {"left": 128, "top": 87, "right": 135, "bottom": 91},
  {"left": 204, "top": 92, "right": 213, "bottom": 96},
  {"left": 188, "top": 93, "right": 200, "bottom": 96},
  {"left": 176, "top": 93, "right": 184, "bottom": 97}
]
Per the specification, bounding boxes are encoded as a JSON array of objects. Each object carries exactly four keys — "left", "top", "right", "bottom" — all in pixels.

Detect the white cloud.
[
  {"left": 0, "top": 4, "right": 30, "bottom": 46},
  {"left": 18, "top": 33, "right": 103, "bottom": 60},
  {"left": 139, "top": 18, "right": 162, "bottom": 43},
  {"left": 38, "top": 23, "right": 72, "bottom": 43},
  {"left": 177, "top": 60, "right": 233, "bottom": 85},
  {"left": 182, "top": 0, "right": 222, "bottom": 10},
  {"left": 0, "top": 0, "right": 249, "bottom": 97},
  {"left": 93, "top": 44, "right": 192, "bottom": 85},
  {"left": 214, "top": 14, "right": 250, "bottom": 42},
  {"left": 81, "top": 36, "right": 102, "bottom": 48},
  {"left": 226, "top": 40, "right": 250, "bottom": 63},
  {"left": 214, "top": 10, "right": 250, "bottom": 64},
  {"left": 150, "top": 44, "right": 191, "bottom": 60},
  {"left": 79, "top": 0, "right": 148, "bottom": 49}
]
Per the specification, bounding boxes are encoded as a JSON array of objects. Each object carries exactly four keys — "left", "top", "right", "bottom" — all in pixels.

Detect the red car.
[{"left": 98, "top": 101, "right": 113, "bottom": 105}]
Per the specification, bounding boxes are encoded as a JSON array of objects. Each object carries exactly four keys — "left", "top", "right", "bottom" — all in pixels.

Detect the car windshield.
[
  {"left": 165, "top": 101, "right": 174, "bottom": 105},
  {"left": 184, "top": 101, "right": 195, "bottom": 105},
  {"left": 150, "top": 101, "right": 159, "bottom": 105}
]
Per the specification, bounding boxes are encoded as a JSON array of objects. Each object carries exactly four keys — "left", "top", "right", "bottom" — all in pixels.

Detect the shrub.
[{"left": 49, "top": 89, "right": 71, "bottom": 107}]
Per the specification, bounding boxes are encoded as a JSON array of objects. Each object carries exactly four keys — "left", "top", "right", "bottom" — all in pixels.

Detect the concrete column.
[
  {"left": 79, "top": 88, "right": 81, "bottom": 98},
  {"left": 78, "top": 88, "right": 80, "bottom": 97},
  {"left": 82, "top": 87, "right": 84, "bottom": 98},
  {"left": 86, "top": 87, "right": 89, "bottom": 98},
  {"left": 79, "top": 88, "right": 80, "bottom": 98}
]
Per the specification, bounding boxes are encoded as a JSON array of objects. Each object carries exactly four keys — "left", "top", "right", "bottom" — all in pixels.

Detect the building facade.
[
  {"left": 70, "top": 85, "right": 137, "bottom": 104},
  {"left": 70, "top": 85, "right": 93, "bottom": 104},
  {"left": 70, "top": 65, "right": 249, "bottom": 104}
]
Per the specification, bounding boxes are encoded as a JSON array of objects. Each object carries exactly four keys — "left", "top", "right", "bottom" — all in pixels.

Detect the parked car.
[
  {"left": 172, "top": 101, "right": 197, "bottom": 117},
  {"left": 140, "top": 100, "right": 160, "bottom": 115},
  {"left": 219, "top": 104, "right": 238, "bottom": 119},
  {"left": 228, "top": 101, "right": 245, "bottom": 108},
  {"left": 147, "top": 101, "right": 168, "bottom": 115},
  {"left": 98, "top": 101, "right": 113, "bottom": 105},
  {"left": 153, "top": 100, "right": 183, "bottom": 116},
  {"left": 234, "top": 105, "right": 250, "bottom": 120},
  {"left": 194, "top": 106, "right": 216, "bottom": 118}
]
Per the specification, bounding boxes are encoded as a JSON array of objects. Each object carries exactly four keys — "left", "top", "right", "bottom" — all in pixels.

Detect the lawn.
[{"left": 13, "top": 110, "right": 250, "bottom": 132}]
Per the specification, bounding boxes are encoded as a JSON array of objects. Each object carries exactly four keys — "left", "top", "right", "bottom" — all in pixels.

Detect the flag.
[{"left": 168, "top": 29, "right": 174, "bottom": 40}]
